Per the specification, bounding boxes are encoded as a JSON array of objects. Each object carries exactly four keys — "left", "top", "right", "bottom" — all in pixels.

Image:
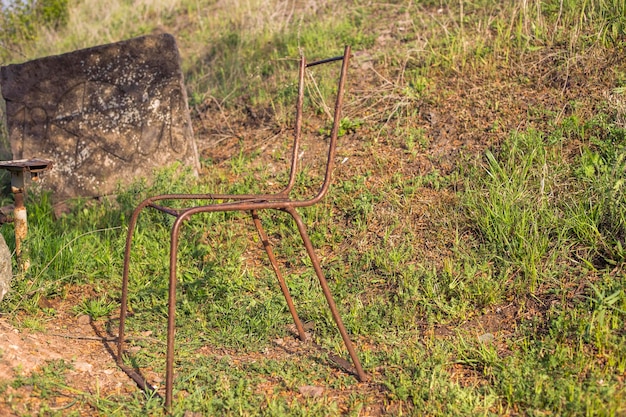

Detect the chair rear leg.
[
  {"left": 284, "top": 207, "right": 367, "bottom": 382},
  {"left": 250, "top": 210, "right": 307, "bottom": 341}
]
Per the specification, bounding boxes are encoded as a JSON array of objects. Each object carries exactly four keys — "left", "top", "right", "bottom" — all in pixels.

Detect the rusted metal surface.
[
  {"left": 0, "top": 158, "right": 54, "bottom": 174},
  {"left": 116, "top": 46, "right": 366, "bottom": 410},
  {"left": 13, "top": 192, "right": 28, "bottom": 270},
  {"left": 0, "top": 158, "right": 53, "bottom": 271}
]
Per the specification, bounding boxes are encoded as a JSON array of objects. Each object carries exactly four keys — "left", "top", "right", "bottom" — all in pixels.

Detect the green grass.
[{"left": 0, "top": 0, "right": 625, "bottom": 415}]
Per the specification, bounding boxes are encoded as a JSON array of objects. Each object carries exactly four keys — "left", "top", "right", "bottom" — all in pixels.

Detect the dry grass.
[{"left": 3, "top": 0, "right": 182, "bottom": 61}]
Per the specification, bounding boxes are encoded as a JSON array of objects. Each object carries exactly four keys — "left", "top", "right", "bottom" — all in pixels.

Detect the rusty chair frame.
[{"left": 116, "top": 46, "right": 366, "bottom": 409}]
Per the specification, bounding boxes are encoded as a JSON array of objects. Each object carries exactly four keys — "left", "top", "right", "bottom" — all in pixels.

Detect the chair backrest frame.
[
  {"left": 281, "top": 45, "right": 351, "bottom": 207},
  {"left": 137, "top": 47, "right": 351, "bottom": 207}
]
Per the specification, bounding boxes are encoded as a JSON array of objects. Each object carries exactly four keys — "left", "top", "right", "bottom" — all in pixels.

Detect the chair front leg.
[
  {"left": 284, "top": 207, "right": 367, "bottom": 382},
  {"left": 118, "top": 199, "right": 157, "bottom": 363},
  {"left": 250, "top": 210, "right": 307, "bottom": 341},
  {"left": 163, "top": 211, "right": 190, "bottom": 410}
]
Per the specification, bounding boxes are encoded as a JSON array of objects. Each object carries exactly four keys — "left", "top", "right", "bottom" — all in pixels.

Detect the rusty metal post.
[
  {"left": 0, "top": 159, "right": 53, "bottom": 271},
  {"left": 11, "top": 171, "right": 28, "bottom": 271}
]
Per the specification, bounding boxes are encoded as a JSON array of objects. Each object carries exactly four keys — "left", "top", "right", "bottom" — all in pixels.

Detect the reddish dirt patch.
[
  {"left": 0, "top": 306, "right": 399, "bottom": 416},
  {"left": 0, "top": 314, "right": 136, "bottom": 416}
]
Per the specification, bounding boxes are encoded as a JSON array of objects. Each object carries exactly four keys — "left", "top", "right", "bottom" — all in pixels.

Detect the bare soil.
[{"left": 0, "top": 289, "right": 136, "bottom": 416}]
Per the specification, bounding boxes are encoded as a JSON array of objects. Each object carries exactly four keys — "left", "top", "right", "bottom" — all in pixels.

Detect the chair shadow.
[
  {"left": 96, "top": 315, "right": 162, "bottom": 400},
  {"left": 272, "top": 326, "right": 362, "bottom": 379}
]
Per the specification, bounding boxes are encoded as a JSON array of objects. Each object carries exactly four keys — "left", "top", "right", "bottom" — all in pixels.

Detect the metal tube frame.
[{"left": 116, "top": 46, "right": 366, "bottom": 410}]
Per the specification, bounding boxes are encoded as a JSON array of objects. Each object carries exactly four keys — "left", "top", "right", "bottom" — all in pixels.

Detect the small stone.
[
  {"left": 74, "top": 361, "right": 93, "bottom": 373},
  {"left": 478, "top": 333, "right": 495, "bottom": 343},
  {"left": 298, "top": 385, "right": 324, "bottom": 398},
  {"left": 77, "top": 314, "right": 91, "bottom": 325}
]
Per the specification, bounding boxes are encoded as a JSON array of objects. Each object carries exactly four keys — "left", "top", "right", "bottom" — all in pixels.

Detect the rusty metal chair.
[{"left": 116, "top": 45, "right": 365, "bottom": 409}]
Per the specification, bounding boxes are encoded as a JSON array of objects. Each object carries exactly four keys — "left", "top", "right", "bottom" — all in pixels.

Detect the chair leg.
[
  {"left": 163, "top": 212, "right": 189, "bottom": 410},
  {"left": 120, "top": 203, "right": 366, "bottom": 412},
  {"left": 284, "top": 207, "right": 367, "bottom": 382},
  {"left": 250, "top": 210, "right": 307, "bottom": 341},
  {"left": 117, "top": 202, "right": 151, "bottom": 364}
]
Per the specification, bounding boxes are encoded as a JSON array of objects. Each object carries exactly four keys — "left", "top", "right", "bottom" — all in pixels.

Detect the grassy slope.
[{"left": 1, "top": 0, "right": 626, "bottom": 415}]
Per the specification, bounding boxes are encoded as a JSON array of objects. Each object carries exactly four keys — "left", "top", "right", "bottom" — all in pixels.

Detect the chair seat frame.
[{"left": 116, "top": 46, "right": 366, "bottom": 409}]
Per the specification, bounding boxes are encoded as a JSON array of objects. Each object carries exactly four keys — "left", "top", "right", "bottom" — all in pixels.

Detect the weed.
[
  {"left": 319, "top": 117, "right": 363, "bottom": 137},
  {"left": 73, "top": 296, "right": 116, "bottom": 320},
  {"left": 11, "top": 359, "right": 73, "bottom": 400},
  {"left": 463, "top": 130, "right": 565, "bottom": 292}
]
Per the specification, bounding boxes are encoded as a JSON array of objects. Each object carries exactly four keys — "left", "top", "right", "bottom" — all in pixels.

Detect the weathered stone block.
[
  {"left": 0, "top": 34, "right": 199, "bottom": 201},
  {"left": 0, "top": 233, "right": 12, "bottom": 303}
]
